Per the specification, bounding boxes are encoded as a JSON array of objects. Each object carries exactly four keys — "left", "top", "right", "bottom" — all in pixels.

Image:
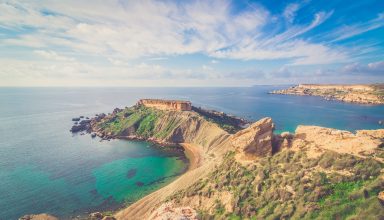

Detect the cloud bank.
[{"left": 0, "top": 0, "right": 383, "bottom": 86}]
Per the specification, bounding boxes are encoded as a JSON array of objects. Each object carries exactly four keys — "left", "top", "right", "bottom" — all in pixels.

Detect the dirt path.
[{"left": 114, "top": 143, "right": 208, "bottom": 220}]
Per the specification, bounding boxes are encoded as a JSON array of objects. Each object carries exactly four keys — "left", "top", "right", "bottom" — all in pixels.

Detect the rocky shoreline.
[{"left": 270, "top": 83, "right": 384, "bottom": 105}]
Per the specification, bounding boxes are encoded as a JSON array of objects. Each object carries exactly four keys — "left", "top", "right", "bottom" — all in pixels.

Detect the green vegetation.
[
  {"left": 95, "top": 105, "right": 164, "bottom": 137},
  {"left": 192, "top": 106, "right": 245, "bottom": 133},
  {"left": 94, "top": 105, "right": 187, "bottom": 140},
  {"left": 170, "top": 150, "right": 384, "bottom": 219}
]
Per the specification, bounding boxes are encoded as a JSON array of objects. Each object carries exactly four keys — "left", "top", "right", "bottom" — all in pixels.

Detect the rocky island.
[
  {"left": 270, "top": 84, "right": 384, "bottom": 105},
  {"left": 65, "top": 99, "right": 384, "bottom": 219}
]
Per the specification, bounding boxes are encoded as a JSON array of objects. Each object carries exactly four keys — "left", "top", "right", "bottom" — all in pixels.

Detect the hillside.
[
  {"left": 270, "top": 84, "right": 384, "bottom": 105},
  {"left": 90, "top": 105, "right": 231, "bottom": 148},
  {"left": 71, "top": 103, "right": 384, "bottom": 220}
]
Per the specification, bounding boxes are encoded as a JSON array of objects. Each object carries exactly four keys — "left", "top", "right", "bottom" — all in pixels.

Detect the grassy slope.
[
  {"left": 95, "top": 106, "right": 178, "bottom": 139},
  {"left": 94, "top": 105, "right": 237, "bottom": 139},
  {"left": 170, "top": 150, "right": 384, "bottom": 219}
]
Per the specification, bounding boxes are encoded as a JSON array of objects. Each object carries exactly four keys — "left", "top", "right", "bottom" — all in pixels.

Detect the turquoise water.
[{"left": 0, "top": 87, "right": 383, "bottom": 219}]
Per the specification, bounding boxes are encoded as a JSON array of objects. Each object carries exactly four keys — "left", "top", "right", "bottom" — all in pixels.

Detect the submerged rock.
[{"left": 19, "top": 214, "right": 58, "bottom": 220}]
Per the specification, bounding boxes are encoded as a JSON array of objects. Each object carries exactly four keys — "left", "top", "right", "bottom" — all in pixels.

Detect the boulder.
[
  {"left": 89, "top": 212, "right": 103, "bottom": 219},
  {"left": 378, "top": 191, "right": 384, "bottom": 206},
  {"left": 231, "top": 117, "right": 274, "bottom": 159}
]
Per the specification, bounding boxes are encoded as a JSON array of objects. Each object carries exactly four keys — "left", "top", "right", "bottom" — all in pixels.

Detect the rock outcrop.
[
  {"left": 291, "top": 126, "right": 384, "bottom": 160},
  {"left": 148, "top": 202, "right": 198, "bottom": 220},
  {"left": 378, "top": 191, "right": 384, "bottom": 206},
  {"left": 231, "top": 117, "right": 274, "bottom": 159},
  {"left": 270, "top": 83, "right": 384, "bottom": 105}
]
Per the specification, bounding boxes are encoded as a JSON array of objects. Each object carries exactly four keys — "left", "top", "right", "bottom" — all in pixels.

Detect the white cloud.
[
  {"left": 0, "top": 0, "right": 344, "bottom": 65},
  {"left": 283, "top": 3, "right": 300, "bottom": 23},
  {"left": 342, "top": 61, "right": 384, "bottom": 75},
  {"left": 0, "top": 0, "right": 382, "bottom": 86},
  {"left": 326, "top": 13, "right": 384, "bottom": 42},
  {"left": 34, "top": 50, "right": 75, "bottom": 62}
]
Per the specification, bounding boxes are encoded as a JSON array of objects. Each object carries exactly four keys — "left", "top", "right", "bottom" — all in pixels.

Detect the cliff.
[
  {"left": 270, "top": 83, "right": 384, "bottom": 105},
  {"left": 137, "top": 99, "right": 192, "bottom": 111}
]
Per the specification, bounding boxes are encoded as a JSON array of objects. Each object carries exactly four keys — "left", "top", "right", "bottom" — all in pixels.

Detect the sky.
[{"left": 0, "top": 0, "right": 383, "bottom": 87}]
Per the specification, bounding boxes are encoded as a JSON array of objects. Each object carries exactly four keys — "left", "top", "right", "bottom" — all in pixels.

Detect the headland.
[
  {"left": 62, "top": 99, "right": 384, "bottom": 219},
  {"left": 270, "top": 83, "right": 384, "bottom": 105}
]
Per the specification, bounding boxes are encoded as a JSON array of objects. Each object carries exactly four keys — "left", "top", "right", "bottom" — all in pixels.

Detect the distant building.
[{"left": 137, "top": 99, "right": 192, "bottom": 111}]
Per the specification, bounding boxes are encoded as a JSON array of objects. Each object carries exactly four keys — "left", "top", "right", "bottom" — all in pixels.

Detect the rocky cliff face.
[
  {"left": 231, "top": 117, "right": 274, "bottom": 159},
  {"left": 137, "top": 99, "right": 192, "bottom": 111}
]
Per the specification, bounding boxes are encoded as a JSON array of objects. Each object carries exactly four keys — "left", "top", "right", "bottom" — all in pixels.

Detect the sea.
[{"left": 0, "top": 86, "right": 383, "bottom": 219}]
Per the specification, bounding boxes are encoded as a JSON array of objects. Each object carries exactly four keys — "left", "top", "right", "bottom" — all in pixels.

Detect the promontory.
[
  {"left": 270, "top": 84, "right": 384, "bottom": 105},
  {"left": 67, "top": 99, "right": 384, "bottom": 220}
]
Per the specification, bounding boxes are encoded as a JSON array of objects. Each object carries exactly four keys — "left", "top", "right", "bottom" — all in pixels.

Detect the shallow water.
[{"left": 0, "top": 86, "right": 383, "bottom": 219}]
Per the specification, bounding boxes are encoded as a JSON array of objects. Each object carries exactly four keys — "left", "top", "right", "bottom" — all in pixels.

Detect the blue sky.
[{"left": 0, "top": 0, "right": 383, "bottom": 86}]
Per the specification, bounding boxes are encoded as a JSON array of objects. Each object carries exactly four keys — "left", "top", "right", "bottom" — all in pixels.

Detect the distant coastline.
[{"left": 269, "top": 83, "right": 384, "bottom": 105}]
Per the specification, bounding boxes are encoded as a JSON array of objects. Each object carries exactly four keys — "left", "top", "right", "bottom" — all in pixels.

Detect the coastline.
[
  {"left": 114, "top": 141, "right": 208, "bottom": 220},
  {"left": 179, "top": 143, "right": 203, "bottom": 171},
  {"left": 269, "top": 83, "right": 384, "bottom": 105}
]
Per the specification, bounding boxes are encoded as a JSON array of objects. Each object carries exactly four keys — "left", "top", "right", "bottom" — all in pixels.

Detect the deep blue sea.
[{"left": 0, "top": 86, "right": 383, "bottom": 219}]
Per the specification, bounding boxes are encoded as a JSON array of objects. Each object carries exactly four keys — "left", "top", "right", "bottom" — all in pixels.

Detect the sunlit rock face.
[
  {"left": 137, "top": 99, "right": 192, "bottom": 111},
  {"left": 231, "top": 117, "right": 274, "bottom": 159}
]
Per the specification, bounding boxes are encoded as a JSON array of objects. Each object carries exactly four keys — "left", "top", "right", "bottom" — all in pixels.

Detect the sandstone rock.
[
  {"left": 231, "top": 117, "right": 274, "bottom": 159},
  {"left": 356, "top": 129, "right": 384, "bottom": 139},
  {"left": 149, "top": 202, "right": 198, "bottom": 220},
  {"left": 102, "top": 216, "right": 116, "bottom": 220},
  {"left": 378, "top": 191, "right": 384, "bottom": 206},
  {"left": 292, "top": 126, "right": 383, "bottom": 158},
  {"left": 19, "top": 214, "right": 58, "bottom": 220}
]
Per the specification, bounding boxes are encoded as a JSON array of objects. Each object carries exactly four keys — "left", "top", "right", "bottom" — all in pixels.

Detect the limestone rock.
[
  {"left": 378, "top": 191, "right": 384, "bottom": 206},
  {"left": 19, "top": 214, "right": 58, "bottom": 220},
  {"left": 292, "top": 126, "right": 383, "bottom": 158},
  {"left": 356, "top": 129, "right": 384, "bottom": 139},
  {"left": 231, "top": 117, "right": 274, "bottom": 159},
  {"left": 149, "top": 202, "right": 198, "bottom": 220}
]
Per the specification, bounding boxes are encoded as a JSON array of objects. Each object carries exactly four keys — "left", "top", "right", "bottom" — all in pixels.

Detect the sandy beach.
[{"left": 114, "top": 142, "right": 207, "bottom": 220}]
